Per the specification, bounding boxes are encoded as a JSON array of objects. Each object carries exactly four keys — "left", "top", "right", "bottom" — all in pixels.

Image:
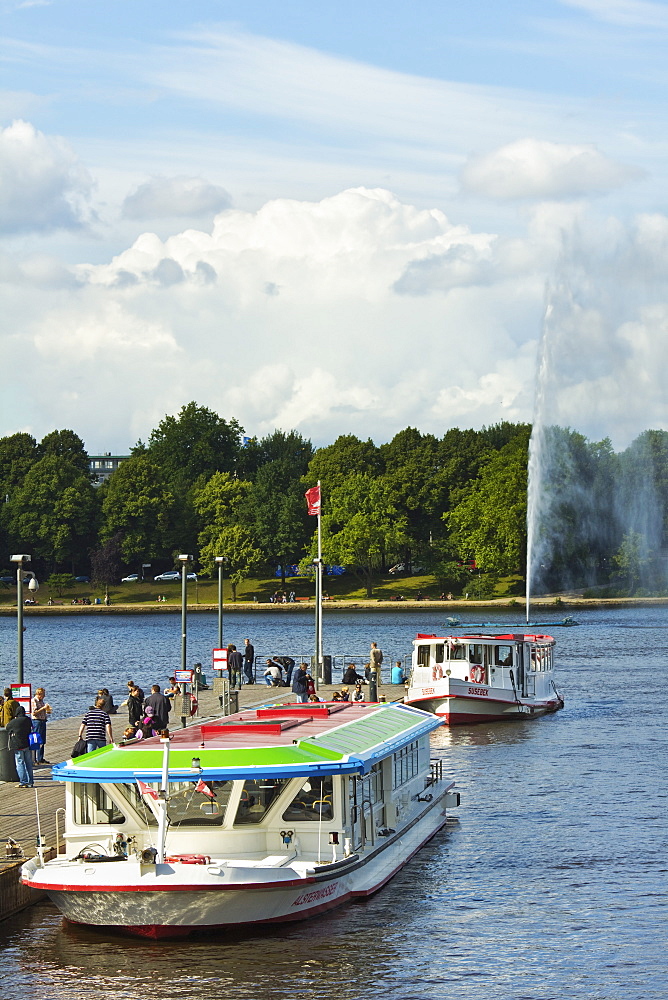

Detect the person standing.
[
  {"left": 243, "top": 638, "right": 255, "bottom": 684},
  {"left": 7, "top": 706, "right": 34, "bottom": 787},
  {"left": 292, "top": 663, "right": 310, "bottom": 704},
  {"left": 370, "top": 642, "right": 383, "bottom": 684},
  {"left": 31, "top": 687, "right": 52, "bottom": 764},
  {"left": 78, "top": 698, "right": 113, "bottom": 753},
  {"left": 144, "top": 685, "right": 172, "bottom": 729},
  {"left": 1, "top": 688, "right": 19, "bottom": 726},
  {"left": 228, "top": 644, "right": 244, "bottom": 689}
]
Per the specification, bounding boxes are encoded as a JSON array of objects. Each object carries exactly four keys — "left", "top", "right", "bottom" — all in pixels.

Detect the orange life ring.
[
  {"left": 437, "top": 666, "right": 444, "bottom": 679},
  {"left": 471, "top": 665, "right": 484, "bottom": 683},
  {"left": 432, "top": 667, "right": 438, "bottom": 681}
]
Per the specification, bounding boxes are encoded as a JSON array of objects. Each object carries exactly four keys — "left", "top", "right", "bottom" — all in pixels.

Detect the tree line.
[{"left": 1, "top": 403, "right": 667, "bottom": 597}]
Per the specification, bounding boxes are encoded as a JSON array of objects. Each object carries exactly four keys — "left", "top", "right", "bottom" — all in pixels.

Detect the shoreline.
[{"left": 2, "top": 595, "right": 668, "bottom": 616}]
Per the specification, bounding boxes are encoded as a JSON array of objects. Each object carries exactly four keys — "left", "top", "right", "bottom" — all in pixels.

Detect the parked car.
[
  {"left": 388, "top": 563, "right": 405, "bottom": 575},
  {"left": 75, "top": 575, "right": 90, "bottom": 583},
  {"left": 121, "top": 574, "right": 139, "bottom": 583},
  {"left": 153, "top": 570, "right": 198, "bottom": 582},
  {"left": 0, "top": 575, "right": 14, "bottom": 584}
]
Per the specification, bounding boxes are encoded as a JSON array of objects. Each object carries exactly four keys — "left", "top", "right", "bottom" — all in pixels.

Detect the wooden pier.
[{"left": 0, "top": 680, "right": 406, "bottom": 923}]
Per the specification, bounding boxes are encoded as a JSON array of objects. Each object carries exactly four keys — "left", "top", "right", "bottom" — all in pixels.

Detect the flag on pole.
[
  {"left": 136, "top": 778, "right": 159, "bottom": 800},
  {"left": 195, "top": 778, "right": 216, "bottom": 799},
  {"left": 305, "top": 485, "right": 321, "bottom": 516}
]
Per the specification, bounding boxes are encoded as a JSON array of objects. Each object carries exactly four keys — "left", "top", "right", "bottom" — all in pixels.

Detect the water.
[{"left": 1, "top": 607, "right": 666, "bottom": 999}]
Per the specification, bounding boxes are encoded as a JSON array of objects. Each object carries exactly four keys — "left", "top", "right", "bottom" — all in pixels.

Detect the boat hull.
[
  {"left": 23, "top": 795, "right": 450, "bottom": 938},
  {"left": 405, "top": 683, "right": 563, "bottom": 724}
]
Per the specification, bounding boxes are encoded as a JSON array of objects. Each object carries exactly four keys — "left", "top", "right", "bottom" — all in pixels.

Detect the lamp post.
[
  {"left": 215, "top": 556, "right": 225, "bottom": 650},
  {"left": 178, "top": 554, "right": 193, "bottom": 728},
  {"left": 10, "top": 554, "right": 37, "bottom": 684}
]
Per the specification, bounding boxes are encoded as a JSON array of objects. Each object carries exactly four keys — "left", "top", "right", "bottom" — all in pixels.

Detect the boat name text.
[{"left": 293, "top": 882, "right": 338, "bottom": 906}]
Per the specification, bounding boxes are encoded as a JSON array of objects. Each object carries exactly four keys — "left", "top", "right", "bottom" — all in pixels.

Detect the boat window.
[
  {"left": 166, "top": 780, "right": 233, "bottom": 827},
  {"left": 417, "top": 645, "right": 430, "bottom": 667},
  {"left": 449, "top": 642, "right": 466, "bottom": 660},
  {"left": 393, "top": 741, "right": 420, "bottom": 788},
  {"left": 234, "top": 778, "right": 289, "bottom": 825},
  {"left": 72, "top": 783, "right": 125, "bottom": 826},
  {"left": 434, "top": 644, "right": 445, "bottom": 664},
  {"left": 282, "top": 776, "right": 334, "bottom": 822},
  {"left": 495, "top": 645, "right": 513, "bottom": 666},
  {"left": 469, "top": 644, "right": 483, "bottom": 664},
  {"left": 114, "top": 782, "right": 157, "bottom": 826}
]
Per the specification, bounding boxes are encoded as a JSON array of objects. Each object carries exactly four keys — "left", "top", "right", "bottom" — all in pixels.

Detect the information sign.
[
  {"left": 213, "top": 648, "right": 228, "bottom": 672},
  {"left": 11, "top": 683, "right": 32, "bottom": 714},
  {"left": 175, "top": 669, "right": 193, "bottom": 684}
]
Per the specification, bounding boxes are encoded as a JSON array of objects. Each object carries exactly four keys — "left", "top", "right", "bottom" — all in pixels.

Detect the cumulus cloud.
[
  {"left": 3, "top": 185, "right": 668, "bottom": 451},
  {"left": 460, "top": 138, "right": 640, "bottom": 201},
  {"left": 0, "top": 119, "right": 93, "bottom": 234},
  {"left": 122, "top": 176, "right": 231, "bottom": 220}
]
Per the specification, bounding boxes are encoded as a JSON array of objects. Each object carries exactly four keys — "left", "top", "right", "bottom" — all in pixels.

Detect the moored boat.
[
  {"left": 404, "top": 631, "right": 564, "bottom": 724},
  {"left": 21, "top": 700, "right": 459, "bottom": 937}
]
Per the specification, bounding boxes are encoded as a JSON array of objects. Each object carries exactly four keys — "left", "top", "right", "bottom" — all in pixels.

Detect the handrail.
[{"left": 54, "top": 807, "right": 66, "bottom": 854}]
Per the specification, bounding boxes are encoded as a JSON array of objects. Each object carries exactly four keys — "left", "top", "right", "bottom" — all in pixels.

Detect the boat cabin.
[{"left": 411, "top": 632, "right": 556, "bottom": 697}]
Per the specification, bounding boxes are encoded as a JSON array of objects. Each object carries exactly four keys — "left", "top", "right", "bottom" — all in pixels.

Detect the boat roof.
[
  {"left": 54, "top": 701, "right": 443, "bottom": 783},
  {"left": 414, "top": 632, "right": 555, "bottom": 644}
]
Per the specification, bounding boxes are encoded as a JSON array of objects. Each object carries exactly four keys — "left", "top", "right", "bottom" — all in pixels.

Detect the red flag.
[
  {"left": 195, "top": 778, "right": 216, "bottom": 799},
  {"left": 136, "top": 778, "right": 159, "bottom": 800},
  {"left": 305, "top": 485, "right": 321, "bottom": 516}
]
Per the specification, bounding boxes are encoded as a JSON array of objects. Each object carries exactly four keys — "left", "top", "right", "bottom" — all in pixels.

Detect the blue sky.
[{"left": 2, "top": 0, "right": 668, "bottom": 451}]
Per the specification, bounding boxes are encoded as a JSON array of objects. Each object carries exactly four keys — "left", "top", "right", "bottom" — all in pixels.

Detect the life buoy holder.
[{"left": 470, "top": 665, "right": 484, "bottom": 684}]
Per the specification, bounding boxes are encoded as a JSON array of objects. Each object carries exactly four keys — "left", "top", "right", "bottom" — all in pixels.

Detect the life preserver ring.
[
  {"left": 189, "top": 694, "right": 198, "bottom": 717},
  {"left": 432, "top": 667, "right": 438, "bottom": 681},
  {"left": 437, "top": 665, "right": 444, "bottom": 679},
  {"left": 471, "top": 665, "right": 484, "bottom": 684}
]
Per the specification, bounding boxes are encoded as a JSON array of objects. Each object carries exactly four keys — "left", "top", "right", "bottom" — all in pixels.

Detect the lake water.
[{"left": 0, "top": 607, "right": 666, "bottom": 1000}]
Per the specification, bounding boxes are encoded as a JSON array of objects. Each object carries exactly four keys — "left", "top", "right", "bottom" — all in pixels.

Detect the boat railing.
[
  {"left": 252, "top": 652, "right": 411, "bottom": 684},
  {"left": 426, "top": 759, "right": 443, "bottom": 788},
  {"left": 54, "top": 807, "right": 66, "bottom": 855}
]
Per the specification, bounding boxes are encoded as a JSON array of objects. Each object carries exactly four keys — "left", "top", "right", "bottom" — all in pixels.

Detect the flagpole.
[
  {"left": 316, "top": 480, "right": 323, "bottom": 687},
  {"left": 157, "top": 735, "right": 170, "bottom": 863}
]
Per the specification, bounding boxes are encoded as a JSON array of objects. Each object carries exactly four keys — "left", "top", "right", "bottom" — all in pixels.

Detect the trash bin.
[
  {"left": 0, "top": 729, "right": 19, "bottom": 782},
  {"left": 311, "top": 655, "right": 332, "bottom": 685}
]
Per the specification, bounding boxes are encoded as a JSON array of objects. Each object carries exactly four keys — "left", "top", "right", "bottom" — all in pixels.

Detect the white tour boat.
[
  {"left": 404, "top": 631, "right": 564, "bottom": 724},
  {"left": 22, "top": 700, "right": 459, "bottom": 938}
]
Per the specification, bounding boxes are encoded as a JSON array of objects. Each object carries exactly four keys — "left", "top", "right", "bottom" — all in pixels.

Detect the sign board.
[
  {"left": 175, "top": 669, "right": 193, "bottom": 684},
  {"left": 213, "top": 648, "right": 228, "bottom": 672},
  {"left": 11, "top": 682, "right": 31, "bottom": 715}
]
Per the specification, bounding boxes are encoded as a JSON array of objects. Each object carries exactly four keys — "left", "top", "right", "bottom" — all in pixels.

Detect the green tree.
[
  {"left": 90, "top": 531, "right": 124, "bottom": 587},
  {"left": 447, "top": 432, "right": 530, "bottom": 576},
  {"left": 313, "top": 473, "right": 407, "bottom": 597},
  {"left": 100, "top": 454, "right": 177, "bottom": 563},
  {"left": 306, "top": 435, "right": 383, "bottom": 494},
  {"left": 248, "top": 459, "right": 312, "bottom": 584},
  {"left": 613, "top": 531, "right": 647, "bottom": 594},
  {"left": 38, "top": 429, "right": 90, "bottom": 476},
  {"left": 144, "top": 401, "right": 243, "bottom": 494},
  {"left": 198, "top": 524, "right": 262, "bottom": 601},
  {"left": 238, "top": 429, "right": 313, "bottom": 480},
  {"left": 46, "top": 572, "right": 76, "bottom": 597},
  {"left": 9, "top": 455, "right": 99, "bottom": 568}
]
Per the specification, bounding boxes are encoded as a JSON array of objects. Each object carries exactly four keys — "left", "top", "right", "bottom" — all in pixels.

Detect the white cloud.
[
  {"left": 560, "top": 0, "right": 668, "bottom": 29},
  {"left": 0, "top": 119, "right": 93, "bottom": 234},
  {"left": 122, "top": 175, "right": 231, "bottom": 220},
  {"left": 460, "top": 138, "right": 640, "bottom": 201}
]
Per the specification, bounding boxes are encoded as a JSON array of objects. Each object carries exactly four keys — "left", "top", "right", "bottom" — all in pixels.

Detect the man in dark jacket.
[
  {"left": 243, "top": 639, "right": 255, "bottom": 684},
  {"left": 228, "top": 645, "right": 244, "bottom": 689},
  {"left": 291, "top": 663, "right": 310, "bottom": 704},
  {"left": 6, "top": 705, "right": 34, "bottom": 787},
  {"left": 144, "top": 685, "right": 171, "bottom": 729}
]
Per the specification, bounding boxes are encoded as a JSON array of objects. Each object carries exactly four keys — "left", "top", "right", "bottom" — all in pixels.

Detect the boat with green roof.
[{"left": 21, "top": 700, "right": 459, "bottom": 937}]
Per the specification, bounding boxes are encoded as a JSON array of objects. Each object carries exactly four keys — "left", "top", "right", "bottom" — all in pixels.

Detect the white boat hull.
[
  {"left": 23, "top": 793, "right": 452, "bottom": 938},
  {"left": 405, "top": 679, "right": 563, "bottom": 724}
]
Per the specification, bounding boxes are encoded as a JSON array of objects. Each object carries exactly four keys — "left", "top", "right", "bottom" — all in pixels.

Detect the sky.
[{"left": 2, "top": 0, "right": 668, "bottom": 453}]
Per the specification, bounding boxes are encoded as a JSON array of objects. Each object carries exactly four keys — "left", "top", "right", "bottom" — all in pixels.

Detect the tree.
[
  {"left": 46, "top": 572, "right": 76, "bottom": 597},
  {"left": 144, "top": 402, "right": 243, "bottom": 494},
  {"left": 306, "top": 435, "right": 383, "bottom": 493},
  {"left": 613, "top": 531, "right": 648, "bottom": 594},
  {"left": 0, "top": 432, "right": 38, "bottom": 492},
  {"left": 248, "top": 459, "right": 312, "bottom": 584},
  {"left": 8, "top": 454, "right": 99, "bottom": 568},
  {"left": 90, "top": 531, "right": 124, "bottom": 586},
  {"left": 100, "top": 454, "right": 177, "bottom": 563},
  {"left": 38, "top": 429, "right": 90, "bottom": 476},
  {"left": 447, "top": 433, "right": 530, "bottom": 576},
  {"left": 238, "top": 429, "right": 313, "bottom": 480},
  {"left": 198, "top": 524, "right": 262, "bottom": 601},
  {"left": 314, "top": 473, "right": 407, "bottom": 597}
]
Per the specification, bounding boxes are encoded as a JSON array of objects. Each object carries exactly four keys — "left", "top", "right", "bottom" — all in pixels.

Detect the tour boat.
[
  {"left": 21, "top": 701, "right": 459, "bottom": 938},
  {"left": 404, "top": 631, "right": 564, "bottom": 724}
]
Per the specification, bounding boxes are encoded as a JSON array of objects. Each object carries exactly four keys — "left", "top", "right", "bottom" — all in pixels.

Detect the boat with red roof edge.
[
  {"left": 21, "top": 700, "right": 459, "bottom": 938},
  {"left": 404, "top": 631, "right": 564, "bottom": 724}
]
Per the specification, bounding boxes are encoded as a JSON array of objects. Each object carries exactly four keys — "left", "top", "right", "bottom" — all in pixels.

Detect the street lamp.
[
  {"left": 215, "top": 556, "right": 225, "bottom": 650},
  {"left": 178, "top": 554, "right": 193, "bottom": 728},
  {"left": 10, "top": 554, "right": 37, "bottom": 684}
]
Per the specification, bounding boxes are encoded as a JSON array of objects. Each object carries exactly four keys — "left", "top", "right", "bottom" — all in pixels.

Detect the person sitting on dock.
[
  {"left": 340, "top": 686, "right": 350, "bottom": 701},
  {"left": 353, "top": 682, "right": 365, "bottom": 702},
  {"left": 97, "top": 688, "right": 117, "bottom": 715},
  {"left": 342, "top": 664, "right": 364, "bottom": 685},
  {"left": 164, "top": 677, "right": 181, "bottom": 702},
  {"left": 391, "top": 661, "right": 406, "bottom": 684}
]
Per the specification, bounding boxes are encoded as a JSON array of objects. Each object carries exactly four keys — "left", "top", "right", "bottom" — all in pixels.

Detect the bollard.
[{"left": 368, "top": 670, "right": 378, "bottom": 702}]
